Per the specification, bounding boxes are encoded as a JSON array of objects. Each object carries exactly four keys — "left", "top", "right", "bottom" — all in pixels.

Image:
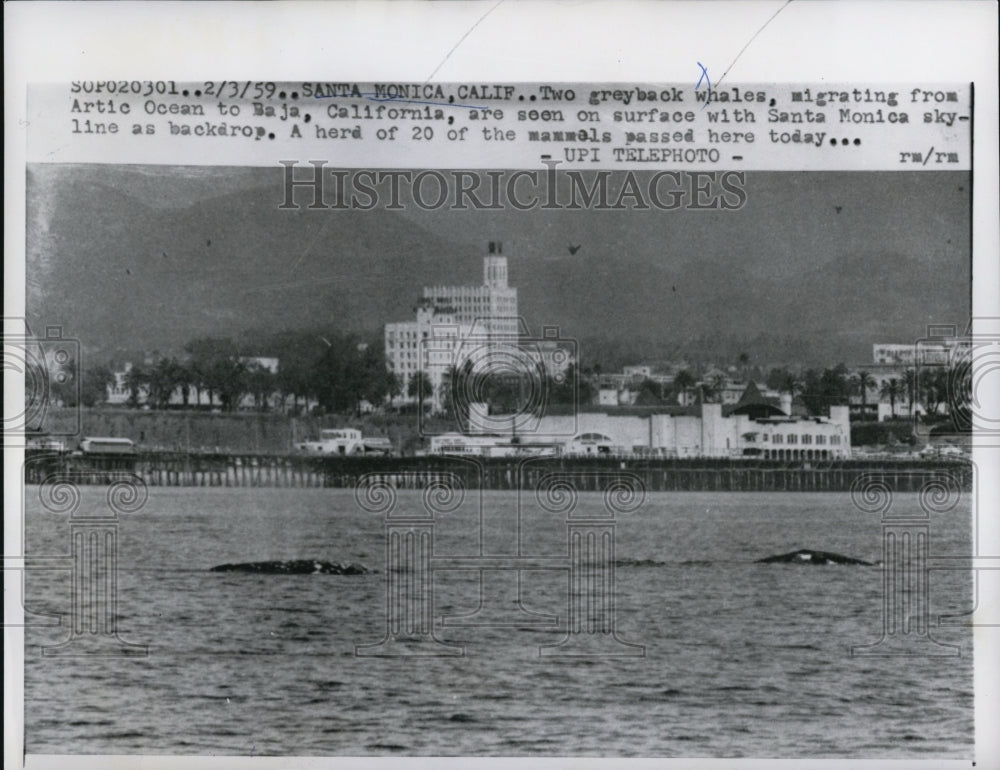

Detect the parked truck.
[{"left": 294, "top": 428, "right": 393, "bottom": 456}]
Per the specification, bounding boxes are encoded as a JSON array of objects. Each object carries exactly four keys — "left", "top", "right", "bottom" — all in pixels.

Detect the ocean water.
[{"left": 22, "top": 487, "right": 974, "bottom": 757}]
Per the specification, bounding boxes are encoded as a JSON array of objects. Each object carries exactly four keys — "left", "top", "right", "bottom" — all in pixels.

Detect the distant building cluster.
[
  {"left": 857, "top": 340, "right": 968, "bottom": 420},
  {"left": 594, "top": 364, "right": 786, "bottom": 410},
  {"left": 871, "top": 341, "right": 965, "bottom": 367},
  {"left": 78, "top": 239, "right": 966, "bottom": 465}
]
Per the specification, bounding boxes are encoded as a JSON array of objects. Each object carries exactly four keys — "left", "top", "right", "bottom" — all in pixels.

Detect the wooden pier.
[{"left": 23, "top": 450, "right": 973, "bottom": 492}]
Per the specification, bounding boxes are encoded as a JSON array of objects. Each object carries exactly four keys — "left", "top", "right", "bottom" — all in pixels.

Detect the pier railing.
[{"left": 22, "top": 450, "right": 973, "bottom": 492}]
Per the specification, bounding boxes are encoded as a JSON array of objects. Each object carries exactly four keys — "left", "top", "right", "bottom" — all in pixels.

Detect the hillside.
[{"left": 27, "top": 165, "right": 970, "bottom": 367}]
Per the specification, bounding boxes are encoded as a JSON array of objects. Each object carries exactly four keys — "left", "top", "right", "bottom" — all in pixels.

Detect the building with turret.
[
  {"left": 420, "top": 241, "right": 519, "bottom": 338},
  {"left": 384, "top": 242, "right": 520, "bottom": 411}
]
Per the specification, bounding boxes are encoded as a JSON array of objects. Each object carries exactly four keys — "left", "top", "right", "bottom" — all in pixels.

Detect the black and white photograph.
[{"left": 5, "top": 3, "right": 998, "bottom": 769}]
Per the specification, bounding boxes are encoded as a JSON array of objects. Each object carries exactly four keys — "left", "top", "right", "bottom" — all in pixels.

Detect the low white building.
[
  {"left": 533, "top": 405, "right": 850, "bottom": 460},
  {"left": 429, "top": 383, "right": 851, "bottom": 460},
  {"left": 598, "top": 387, "right": 637, "bottom": 406}
]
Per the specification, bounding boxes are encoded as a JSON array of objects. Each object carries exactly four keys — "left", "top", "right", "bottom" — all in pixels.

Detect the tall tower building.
[
  {"left": 421, "top": 242, "right": 519, "bottom": 338},
  {"left": 385, "top": 242, "right": 520, "bottom": 409},
  {"left": 483, "top": 241, "right": 508, "bottom": 289}
]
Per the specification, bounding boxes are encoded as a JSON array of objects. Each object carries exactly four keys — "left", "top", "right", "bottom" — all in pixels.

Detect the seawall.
[{"left": 23, "top": 451, "right": 973, "bottom": 492}]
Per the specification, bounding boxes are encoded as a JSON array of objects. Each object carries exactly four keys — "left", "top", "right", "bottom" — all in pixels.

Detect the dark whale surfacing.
[
  {"left": 756, "top": 549, "right": 873, "bottom": 566},
  {"left": 210, "top": 560, "right": 372, "bottom": 575}
]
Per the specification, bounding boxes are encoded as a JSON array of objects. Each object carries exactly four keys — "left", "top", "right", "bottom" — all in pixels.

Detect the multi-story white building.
[
  {"left": 420, "top": 242, "right": 519, "bottom": 338},
  {"left": 385, "top": 243, "right": 533, "bottom": 411},
  {"left": 385, "top": 300, "right": 472, "bottom": 411},
  {"left": 872, "top": 341, "right": 967, "bottom": 367}
]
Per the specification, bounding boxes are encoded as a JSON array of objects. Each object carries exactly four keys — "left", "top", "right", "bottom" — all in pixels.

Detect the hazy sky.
[{"left": 27, "top": 164, "right": 971, "bottom": 365}]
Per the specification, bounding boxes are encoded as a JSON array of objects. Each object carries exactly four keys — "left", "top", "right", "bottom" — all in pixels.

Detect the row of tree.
[
  {"left": 49, "top": 331, "right": 397, "bottom": 414},
  {"left": 46, "top": 329, "right": 966, "bottom": 421},
  {"left": 766, "top": 364, "right": 961, "bottom": 417},
  {"left": 625, "top": 364, "right": 963, "bottom": 417},
  {"left": 51, "top": 331, "right": 584, "bottom": 416}
]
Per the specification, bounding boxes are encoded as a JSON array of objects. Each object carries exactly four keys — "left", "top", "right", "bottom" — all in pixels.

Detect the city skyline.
[{"left": 27, "top": 164, "right": 971, "bottom": 368}]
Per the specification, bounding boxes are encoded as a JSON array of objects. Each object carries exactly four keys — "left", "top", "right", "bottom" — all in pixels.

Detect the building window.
[
  {"left": 816, "top": 435, "right": 827, "bottom": 445},
  {"left": 772, "top": 435, "right": 783, "bottom": 444},
  {"left": 831, "top": 435, "right": 841, "bottom": 445},
  {"left": 802, "top": 435, "right": 812, "bottom": 445},
  {"left": 787, "top": 435, "right": 798, "bottom": 445}
]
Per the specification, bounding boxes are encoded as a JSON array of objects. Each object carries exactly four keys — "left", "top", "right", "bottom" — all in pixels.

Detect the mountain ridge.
[{"left": 27, "top": 166, "right": 970, "bottom": 368}]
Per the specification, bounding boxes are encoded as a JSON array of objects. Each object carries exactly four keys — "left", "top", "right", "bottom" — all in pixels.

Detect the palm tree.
[
  {"left": 781, "top": 373, "right": 801, "bottom": 398},
  {"left": 672, "top": 369, "right": 695, "bottom": 404},
  {"left": 170, "top": 359, "right": 195, "bottom": 407},
  {"left": 211, "top": 357, "right": 248, "bottom": 412},
  {"left": 854, "top": 370, "right": 874, "bottom": 407},
  {"left": 81, "top": 364, "right": 115, "bottom": 407},
  {"left": 146, "top": 358, "right": 177, "bottom": 409},
  {"left": 244, "top": 361, "right": 276, "bottom": 411},
  {"left": 123, "top": 364, "right": 148, "bottom": 408},
  {"left": 704, "top": 372, "right": 727, "bottom": 403},
  {"left": 902, "top": 369, "right": 918, "bottom": 417},
  {"left": 408, "top": 370, "right": 432, "bottom": 411},
  {"left": 880, "top": 378, "right": 902, "bottom": 418},
  {"left": 920, "top": 367, "right": 947, "bottom": 417},
  {"left": 385, "top": 371, "right": 403, "bottom": 409},
  {"left": 737, "top": 352, "right": 750, "bottom": 381},
  {"left": 438, "top": 365, "right": 459, "bottom": 414}
]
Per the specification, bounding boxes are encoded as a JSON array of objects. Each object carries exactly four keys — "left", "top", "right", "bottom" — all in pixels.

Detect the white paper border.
[{"left": 5, "top": 2, "right": 998, "bottom": 768}]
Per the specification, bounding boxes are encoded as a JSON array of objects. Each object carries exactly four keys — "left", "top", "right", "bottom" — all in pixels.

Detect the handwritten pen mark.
[
  {"left": 568, "top": 244, "right": 581, "bottom": 256},
  {"left": 359, "top": 93, "right": 487, "bottom": 111},
  {"left": 696, "top": 62, "right": 712, "bottom": 111},
  {"left": 314, "top": 90, "right": 486, "bottom": 111},
  {"left": 425, "top": 0, "right": 507, "bottom": 82},
  {"left": 715, "top": 0, "right": 796, "bottom": 88}
]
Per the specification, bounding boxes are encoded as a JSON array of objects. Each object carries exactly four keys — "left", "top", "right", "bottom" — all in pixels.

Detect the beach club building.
[{"left": 429, "top": 382, "right": 851, "bottom": 460}]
